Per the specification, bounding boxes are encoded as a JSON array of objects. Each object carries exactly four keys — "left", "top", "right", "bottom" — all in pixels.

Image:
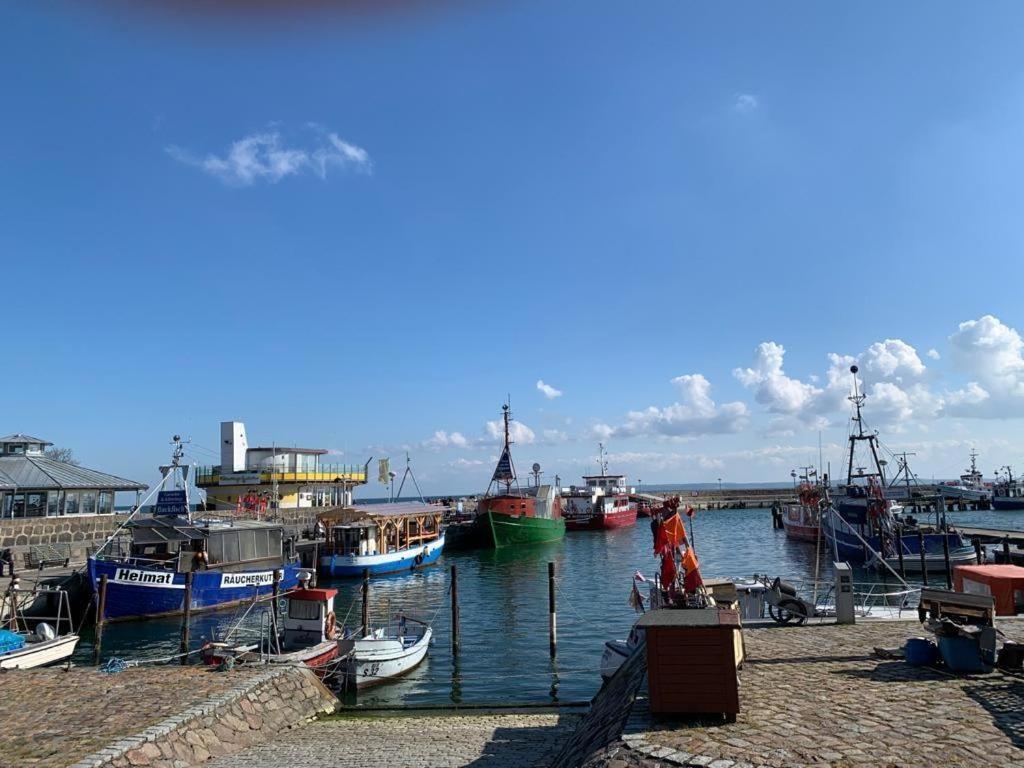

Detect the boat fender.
[
  {"left": 414, "top": 552, "right": 425, "bottom": 566},
  {"left": 325, "top": 611, "right": 337, "bottom": 640}
]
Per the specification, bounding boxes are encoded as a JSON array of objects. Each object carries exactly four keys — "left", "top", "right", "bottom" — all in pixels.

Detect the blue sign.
[{"left": 154, "top": 490, "right": 188, "bottom": 516}]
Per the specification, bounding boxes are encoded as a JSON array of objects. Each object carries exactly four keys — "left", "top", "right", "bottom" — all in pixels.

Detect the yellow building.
[{"left": 195, "top": 421, "right": 366, "bottom": 511}]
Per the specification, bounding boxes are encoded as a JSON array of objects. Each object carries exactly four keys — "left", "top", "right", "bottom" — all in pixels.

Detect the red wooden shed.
[{"left": 954, "top": 564, "right": 1024, "bottom": 616}]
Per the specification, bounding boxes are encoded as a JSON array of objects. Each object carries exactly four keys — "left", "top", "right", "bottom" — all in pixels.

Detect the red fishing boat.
[
  {"left": 562, "top": 444, "right": 638, "bottom": 531},
  {"left": 781, "top": 468, "right": 825, "bottom": 543}
]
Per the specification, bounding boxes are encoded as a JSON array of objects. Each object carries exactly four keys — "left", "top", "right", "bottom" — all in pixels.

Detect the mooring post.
[
  {"left": 93, "top": 574, "right": 108, "bottom": 666},
  {"left": 917, "top": 531, "right": 928, "bottom": 587},
  {"left": 973, "top": 537, "right": 983, "bottom": 565},
  {"left": 312, "top": 543, "right": 319, "bottom": 587},
  {"left": 548, "top": 561, "right": 557, "bottom": 658},
  {"left": 179, "top": 570, "right": 194, "bottom": 664},
  {"left": 1003, "top": 536, "right": 1012, "bottom": 564},
  {"left": 450, "top": 564, "right": 460, "bottom": 655},
  {"left": 895, "top": 529, "right": 905, "bottom": 578},
  {"left": 361, "top": 568, "right": 370, "bottom": 638},
  {"left": 272, "top": 569, "right": 281, "bottom": 621},
  {"left": 942, "top": 534, "right": 953, "bottom": 589}
]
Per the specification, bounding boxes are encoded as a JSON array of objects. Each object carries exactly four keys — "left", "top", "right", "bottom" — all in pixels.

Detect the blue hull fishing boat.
[
  {"left": 319, "top": 501, "right": 446, "bottom": 577},
  {"left": 826, "top": 366, "right": 975, "bottom": 573},
  {"left": 88, "top": 437, "right": 306, "bottom": 621}
]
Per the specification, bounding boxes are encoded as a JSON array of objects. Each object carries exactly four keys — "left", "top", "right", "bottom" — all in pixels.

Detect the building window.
[
  {"left": 81, "top": 491, "right": 97, "bottom": 516},
  {"left": 47, "top": 491, "right": 61, "bottom": 516},
  {"left": 65, "top": 491, "right": 80, "bottom": 515},
  {"left": 10, "top": 493, "right": 26, "bottom": 518},
  {"left": 25, "top": 492, "right": 46, "bottom": 517},
  {"left": 98, "top": 491, "right": 114, "bottom": 515}
]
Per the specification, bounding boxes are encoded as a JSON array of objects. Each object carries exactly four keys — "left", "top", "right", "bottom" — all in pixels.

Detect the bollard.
[
  {"left": 548, "top": 562, "right": 557, "bottom": 658},
  {"left": 942, "top": 534, "right": 952, "bottom": 590},
  {"left": 918, "top": 531, "right": 928, "bottom": 587},
  {"left": 361, "top": 568, "right": 370, "bottom": 638},
  {"left": 895, "top": 529, "right": 905, "bottom": 578},
  {"left": 451, "top": 564, "right": 460, "bottom": 655},
  {"left": 1004, "top": 537, "right": 1012, "bottom": 565},
  {"left": 973, "top": 537, "right": 983, "bottom": 565},
  {"left": 180, "top": 571, "right": 194, "bottom": 664},
  {"left": 93, "top": 574, "right": 108, "bottom": 666}
]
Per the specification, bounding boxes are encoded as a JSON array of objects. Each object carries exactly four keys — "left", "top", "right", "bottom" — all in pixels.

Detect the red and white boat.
[
  {"left": 781, "top": 469, "right": 826, "bottom": 543},
  {"left": 562, "top": 445, "right": 638, "bottom": 531},
  {"left": 201, "top": 586, "right": 341, "bottom": 675}
]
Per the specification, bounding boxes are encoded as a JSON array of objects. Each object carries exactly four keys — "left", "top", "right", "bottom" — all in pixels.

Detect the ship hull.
[
  {"left": 992, "top": 497, "right": 1024, "bottom": 511},
  {"left": 565, "top": 507, "right": 637, "bottom": 531},
  {"left": 320, "top": 535, "right": 444, "bottom": 577},
  {"left": 484, "top": 510, "right": 565, "bottom": 548},
  {"left": 781, "top": 504, "right": 820, "bottom": 542}
]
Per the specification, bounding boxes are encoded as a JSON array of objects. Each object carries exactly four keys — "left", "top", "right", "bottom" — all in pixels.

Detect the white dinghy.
[
  {"left": 1, "top": 582, "right": 80, "bottom": 670},
  {"left": 338, "top": 615, "right": 431, "bottom": 690}
]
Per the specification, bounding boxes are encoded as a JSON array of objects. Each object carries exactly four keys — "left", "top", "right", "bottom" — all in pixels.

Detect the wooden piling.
[
  {"left": 180, "top": 571, "right": 193, "bottom": 664},
  {"left": 93, "top": 574, "right": 108, "bottom": 666},
  {"left": 450, "top": 564, "right": 460, "bottom": 655},
  {"left": 1003, "top": 537, "right": 1012, "bottom": 565},
  {"left": 361, "top": 568, "right": 370, "bottom": 638},
  {"left": 918, "top": 531, "right": 928, "bottom": 587},
  {"left": 942, "top": 534, "right": 952, "bottom": 589},
  {"left": 548, "top": 562, "right": 557, "bottom": 658},
  {"left": 973, "top": 537, "right": 983, "bottom": 565},
  {"left": 895, "top": 529, "right": 905, "bottom": 578}
]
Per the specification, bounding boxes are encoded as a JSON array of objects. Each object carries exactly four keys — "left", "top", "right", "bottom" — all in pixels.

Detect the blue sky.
[{"left": 4, "top": 2, "right": 1024, "bottom": 494}]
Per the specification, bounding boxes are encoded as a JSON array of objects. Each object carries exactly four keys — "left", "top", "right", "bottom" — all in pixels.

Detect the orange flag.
[
  {"left": 661, "top": 512, "right": 688, "bottom": 548},
  {"left": 681, "top": 546, "right": 703, "bottom": 591}
]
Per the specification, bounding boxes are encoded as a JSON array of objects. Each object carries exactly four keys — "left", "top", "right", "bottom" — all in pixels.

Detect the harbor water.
[{"left": 73, "top": 506, "right": 1024, "bottom": 706}]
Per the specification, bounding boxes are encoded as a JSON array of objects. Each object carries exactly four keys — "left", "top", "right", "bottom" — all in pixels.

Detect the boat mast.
[
  {"left": 503, "top": 403, "right": 512, "bottom": 494},
  {"left": 598, "top": 442, "right": 608, "bottom": 477},
  {"left": 845, "top": 365, "right": 886, "bottom": 487}
]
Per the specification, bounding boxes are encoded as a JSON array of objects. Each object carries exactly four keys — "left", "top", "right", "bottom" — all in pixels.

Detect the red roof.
[
  {"left": 289, "top": 588, "right": 337, "bottom": 602},
  {"left": 956, "top": 564, "right": 1024, "bottom": 579}
]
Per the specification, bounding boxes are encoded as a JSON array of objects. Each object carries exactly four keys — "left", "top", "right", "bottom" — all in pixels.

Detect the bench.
[
  {"left": 23, "top": 543, "right": 71, "bottom": 570},
  {"left": 918, "top": 587, "right": 995, "bottom": 627}
]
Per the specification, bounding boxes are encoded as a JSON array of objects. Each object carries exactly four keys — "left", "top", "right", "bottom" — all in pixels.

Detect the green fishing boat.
[{"left": 477, "top": 403, "right": 566, "bottom": 549}]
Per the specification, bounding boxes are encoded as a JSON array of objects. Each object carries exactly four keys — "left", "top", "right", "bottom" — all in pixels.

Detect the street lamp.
[
  {"left": 791, "top": 469, "right": 797, "bottom": 489},
  {"left": 638, "top": 478, "right": 642, "bottom": 495},
  {"left": 718, "top": 477, "right": 722, "bottom": 492}
]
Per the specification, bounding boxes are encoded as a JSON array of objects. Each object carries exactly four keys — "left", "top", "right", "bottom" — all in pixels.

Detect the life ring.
[{"left": 325, "top": 611, "right": 337, "bottom": 640}]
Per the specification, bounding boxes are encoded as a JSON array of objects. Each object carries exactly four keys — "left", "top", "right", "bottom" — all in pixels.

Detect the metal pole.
[
  {"left": 895, "top": 529, "right": 905, "bottom": 578},
  {"left": 180, "top": 571, "right": 193, "bottom": 664},
  {"left": 916, "top": 531, "right": 928, "bottom": 586},
  {"left": 548, "top": 562, "right": 557, "bottom": 658},
  {"left": 361, "top": 568, "right": 370, "bottom": 638},
  {"left": 450, "top": 564, "right": 460, "bottom": 655},
  {"left": 942, "top": 533, "right": 952, "bottom": 590},
  {"left": 271, "top": 569, "right": 282, "bottom": 653},
  {"left": 1003, "top": 536, "right": 1012, "bottom": 565},
  {"left": 93, "top": 574, "right": 108, "bottom": 666}
]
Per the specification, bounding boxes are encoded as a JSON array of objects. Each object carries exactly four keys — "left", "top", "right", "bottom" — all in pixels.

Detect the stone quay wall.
[{"left": 67, "top": 666, "right": 337, "bottom": 768}]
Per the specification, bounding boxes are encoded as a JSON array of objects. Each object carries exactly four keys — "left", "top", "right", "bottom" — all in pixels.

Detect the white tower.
[{"left": 220, "top": 421, "right": 249, "bottom": 472}]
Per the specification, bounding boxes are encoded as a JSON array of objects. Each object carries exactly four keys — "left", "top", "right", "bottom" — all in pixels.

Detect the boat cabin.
[
  {"left": 282, "top": 588, "right": 337, "bottom": 650},
  {"left": 119, "top": 516, "right": 289, "bottom": 573},
  {"left": 322, "top": 503, "right": 444, "bottom": 557},
  {"left": 581, "top": 473, "right": 629, "bottom": 492}
]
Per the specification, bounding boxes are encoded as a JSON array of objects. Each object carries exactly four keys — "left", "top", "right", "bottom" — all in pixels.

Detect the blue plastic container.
[
  {"left": 938, "top": 635, "right": 987, "bottom": 674},
  {"left": 0, "top": 628, "right": 25, "bottom": 654},
  {"left": 905, "top": 637, "right": 938, "bottom": 666}
]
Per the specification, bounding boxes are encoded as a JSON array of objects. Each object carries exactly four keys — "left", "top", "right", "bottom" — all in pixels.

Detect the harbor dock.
[{"left": 5, "top": 617, "right": 1020, "bottom": 767}]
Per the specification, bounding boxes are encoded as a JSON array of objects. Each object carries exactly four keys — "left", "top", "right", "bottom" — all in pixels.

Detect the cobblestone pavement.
[
  {"left": 205, "top": 712, "right": 581, "bottom": 768},
  {"left": 618, "top": 618, "right": 1024, "bottom": 768},
  {"left": 0, "top": 665, "right": 265, "bottom": 768}
]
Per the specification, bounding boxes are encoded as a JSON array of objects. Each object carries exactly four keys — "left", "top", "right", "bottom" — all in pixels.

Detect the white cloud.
[
  {"left": 422, "top": 430, "right": 469, "bottom": 450},
  {"left": 861, "top": 339, "right": 927, "bottom": 379},
  {"left": 485, "top": 419, "right": 536, "bottom": 445},
  {"left": 733, "top": 342, "right": 822, "bottom": 414},
  {"left": 167, "top": 127, "right": 371, "bottom": 186},
  {"left": 536, "top": 380, "right": 563, "bottom": 399},
  {"left": 542, "top": 429, "right": 568, "bottom": 444},
  {"left": 733, "top": 93, "right": 758, "bottom": 114},
  {"left": 947, "top": 315, "right": 1024, "bottom": 416},
  {"left": 449, "top": 457, "right": 485, "bottom": 469},
  {"left": 602, "top": 374, "right": 748, "bottom": 439},
  {"left": 927, "top": 348, "right": 941, "bottom": 360}
]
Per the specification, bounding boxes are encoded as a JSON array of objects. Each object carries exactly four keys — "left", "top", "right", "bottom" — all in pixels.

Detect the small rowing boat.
[{"left": 339, "top": 616, "right": 431, "bottom": 689}]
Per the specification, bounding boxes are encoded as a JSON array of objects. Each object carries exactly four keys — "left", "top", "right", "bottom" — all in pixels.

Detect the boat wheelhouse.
[
  {"left": 88, "top": 437, "right": 304, "bottom": 621},
  {"left": 563, "top": 446, "right": 637, "bottom": 531},
  {"left": 319, "top": 502, "right": 445, "bottom": 577},
  {"left": 781, "top": 468, "right": 825, "bottom": 543},
  {"left": 477, "top": 404, "right": 565, "bottom": 548},
  {"left": 992, "top": 466, "right": 1024, "bottom": 510},
  {"left": 941, "top": 450, "right": 989, "bottom": 503}
]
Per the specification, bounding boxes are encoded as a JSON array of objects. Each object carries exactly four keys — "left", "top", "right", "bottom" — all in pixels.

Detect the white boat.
[
  {"left": 0, "top": 585, "right": 80, "bottom": 670},
  {"left": 600, "top": 625, "right": 643, "bottom": 681},
  {"left": 940, "top": 450, "right": 989, "bottom": 502},
  {"left": 339, "top": 619, "right": 431, "bottom": 689}
]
